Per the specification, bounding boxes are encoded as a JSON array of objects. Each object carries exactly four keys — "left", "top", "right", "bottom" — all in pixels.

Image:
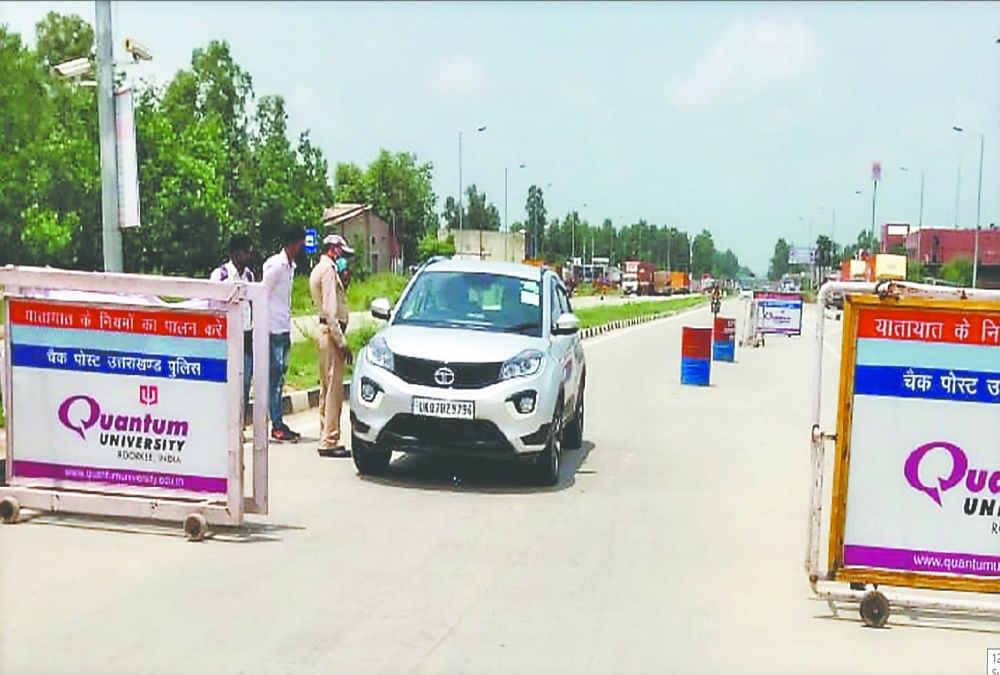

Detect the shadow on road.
[
  {"left": 358, "top": 440, "right": 596, "bottom": 494},
  {"left": 11, "top": 511, "right": 305, "bottom": 544}
]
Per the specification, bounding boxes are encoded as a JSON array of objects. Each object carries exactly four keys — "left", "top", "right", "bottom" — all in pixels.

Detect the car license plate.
[{"left": 412, "top": 397, "right": 474, "bottom": 419}]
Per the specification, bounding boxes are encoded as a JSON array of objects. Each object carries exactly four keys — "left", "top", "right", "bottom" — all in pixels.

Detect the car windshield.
[{"left": 394, "top": 271, "right": 543, "bottom": 336}]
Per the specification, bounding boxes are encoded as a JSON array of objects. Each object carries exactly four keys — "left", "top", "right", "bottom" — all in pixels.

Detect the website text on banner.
[
  {"left": 833, "top": 296, "right": 1000, "bottom": 587},
  {"left": 6, "top": 299, "right": 231, "bottom": 497},
  {"left": 754, "top": 290, "right": 803, "bottom": 336}
]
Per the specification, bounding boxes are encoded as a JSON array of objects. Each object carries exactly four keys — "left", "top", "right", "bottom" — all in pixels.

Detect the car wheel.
[
  {"left": 562, "top": 384, "right": 585, "bottom": 449},
  {"left": 530, "top": 401, "right": 563, "bottom": 487},
  {"left": 352, "top": 434, "right": 390, "bottom": 475}
]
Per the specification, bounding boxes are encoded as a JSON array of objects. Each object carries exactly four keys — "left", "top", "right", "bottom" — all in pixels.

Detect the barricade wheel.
[
  {"left": 0, "top": 497, "right": 20, "bottom": 524},
  {"left": 184, "top": 513, "right": 208, "bottom": 542},
  {"left": 859, "top": 590, "right": 890, "bottom": 628}
]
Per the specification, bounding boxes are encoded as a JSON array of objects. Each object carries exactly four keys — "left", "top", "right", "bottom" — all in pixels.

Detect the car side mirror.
[
  {"left": 552, "top": 312, "right": 580, "bottom": 336},
  {"left": 371, "top": 297, "right": 392, "bottom": 321}
]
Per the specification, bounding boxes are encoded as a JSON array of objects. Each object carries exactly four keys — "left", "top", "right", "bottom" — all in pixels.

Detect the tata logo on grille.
[
  {"left": 433, "top": 367, "right": 455, "bottom": 386},
  {"left": 139, "top": 384, "right": 159, "bottom": 406}
]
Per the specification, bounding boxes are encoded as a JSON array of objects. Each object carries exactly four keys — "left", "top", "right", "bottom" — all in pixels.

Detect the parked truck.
[
  {"left": 653, "top": 270, "right": 670, "bottom": 296},
  {"left": 669, "top": 271, "right": 691, "bottom": 295},
  {"left": 622, "top": 260, "right": 655, "bottom": 295}
]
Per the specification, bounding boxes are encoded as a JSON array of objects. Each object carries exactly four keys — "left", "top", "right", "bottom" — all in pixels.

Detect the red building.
[{"left": 881, "top": 222, "right": 1000, "bottom": 266}]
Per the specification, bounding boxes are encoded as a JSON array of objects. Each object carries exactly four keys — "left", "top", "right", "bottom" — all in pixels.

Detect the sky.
[{"left": 2, "top": 1, "right": 999, "bottom": 274}]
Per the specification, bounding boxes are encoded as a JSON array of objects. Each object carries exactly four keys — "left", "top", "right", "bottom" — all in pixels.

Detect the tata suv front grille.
[
  {"left": 378, "top": 414, "right": 513, "bottom": 454},
  {"left": 393, "top": 354, "right": 502, "bottom": 389}
]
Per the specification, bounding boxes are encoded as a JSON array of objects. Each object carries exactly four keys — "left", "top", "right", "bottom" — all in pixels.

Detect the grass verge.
[
  {"left": 284, "top": 322, "right": 381, "bottom": 391},
  {"left": 574, "top": 295, "right": 706, "bottom": 329},
  {"left": 292, "top": 273, "right": 409, "bottom": 316}
]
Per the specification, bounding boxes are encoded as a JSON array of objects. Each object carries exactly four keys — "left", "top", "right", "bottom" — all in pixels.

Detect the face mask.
[{"left": 335, "top": 257, "right": 348, "bottom": 272}]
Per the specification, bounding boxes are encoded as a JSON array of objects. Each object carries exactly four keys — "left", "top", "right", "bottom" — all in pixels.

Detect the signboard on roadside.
[
  {"left": 754, "top": 290, "right": 803, "bottom": 336},
  {"left": 830, "top": 295, "right": 1000, "bottom": 591},
  {"left": 5, "top": 299, "right": 231, "bottom": 498},
  {"left": 788, "top": 246, "right": 815, "bottom": 266},
  {"left": 304, "top": 228, "right": 318, "bottom": 254}
]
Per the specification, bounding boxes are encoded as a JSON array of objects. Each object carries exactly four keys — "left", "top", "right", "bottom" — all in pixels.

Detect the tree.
[
  {"left": 691, "top": 230, "right": 716, "bottom": 276},
  {"left": 769, "top": 238, "right": 791, "bottom": 280},
  {"left": 336, "top": 150, "right": 437, "bottom": 262},
  {"left": 525, "top": 185, "right": 547, "bottom": 258},
  {"left": 417, "top": 232, "right": 455, "bottom": 261},
  {"left": 940, "top": 258, "right": 973, "bottom": 287},
  {"left": 461, "top": 184, "right": 500, "bottom": 231},
  {"left": 34, "top": 12, "right": 93, "bottom": 68}
]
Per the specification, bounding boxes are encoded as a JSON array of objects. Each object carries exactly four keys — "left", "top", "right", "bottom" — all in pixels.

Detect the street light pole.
[
  {"left": 953, "top": 126, "right": 986, "bottom": 286},
  {"left": 457, "top": 125, "right": 485, "bottom": 235},
  {"left": 96, "top": 0, "right": 122, "bottom": 272},
  {"left": 975, "top": 133, "right": 984, "bottom": 287}
]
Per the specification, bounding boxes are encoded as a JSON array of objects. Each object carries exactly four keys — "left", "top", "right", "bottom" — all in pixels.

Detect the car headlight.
[
  {"left": 500, "top": 349, "right": 544, "bottom": 380},
  {"left": 365, "top": 335, "right": 394, "bottom": 372}
]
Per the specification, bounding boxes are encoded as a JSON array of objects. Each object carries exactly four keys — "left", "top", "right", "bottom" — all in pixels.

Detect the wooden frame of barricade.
[
  {"left": 809, "top": 280, "right": 1000, "bottom": 626},
  {"left": 0, "top": 266, "right": 270, "bottom": 540}
]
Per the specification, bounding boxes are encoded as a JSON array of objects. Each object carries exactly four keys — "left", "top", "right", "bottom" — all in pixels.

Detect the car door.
[
  {"left": 556, "top": 282, "right": 583, "bottom": 405},
  {"left": 548, "top": 275, "right": 575, "bottom": 416}
]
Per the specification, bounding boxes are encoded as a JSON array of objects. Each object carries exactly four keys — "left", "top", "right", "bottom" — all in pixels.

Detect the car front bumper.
[{"left": 350, "top": 362, "right": 559, "bottom": 457}]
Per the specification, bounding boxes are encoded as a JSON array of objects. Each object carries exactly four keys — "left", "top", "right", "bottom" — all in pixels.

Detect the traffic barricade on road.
[
  {"left": 0, "top": 266, "right": 270, "bottom": 540},
  {"left": 712, "top": 316, "right": 736, "bottom": 362},
  {"left": 808, "top": 280, "right": 1000, "bottom": 626},
  {"left": 680, "top": 326, "right": 712, "bottom": 386},
  {"left": 753, "top": 290, "right": 803, "bottom": 340}
]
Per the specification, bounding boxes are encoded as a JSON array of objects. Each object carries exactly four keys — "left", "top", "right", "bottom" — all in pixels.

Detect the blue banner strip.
[
  {"left": 11, "top": 343, "right": 228, "bottom": 383},
  {"left": 759, "top": 300, "right": 802, "bottom": 309},
  {"left": 10, "top": 324, "right": 228, "bottom": 359},
  {"left": 854, "top": 364, "right": 1000, "bottom": 404}
]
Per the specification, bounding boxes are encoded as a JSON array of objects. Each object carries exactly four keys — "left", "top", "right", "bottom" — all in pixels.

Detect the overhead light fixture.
[
  {"left": 124, "top": 38, "right": 153, "bottom": 62},
  {"left": 52, "top": 57, "right": 92, "bottom": 79}
]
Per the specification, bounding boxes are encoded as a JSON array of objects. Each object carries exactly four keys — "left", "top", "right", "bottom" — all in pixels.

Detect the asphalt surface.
[{"left": 0, "top": 301, "right": 997, "bottom": 675}]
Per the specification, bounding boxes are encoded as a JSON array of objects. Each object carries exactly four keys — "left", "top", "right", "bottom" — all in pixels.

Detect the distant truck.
[
  {"left": 653, "top": 270, "right": 670, "bottom": 295},
  {"left": 669, "top": 271, "right": 691, "bottom": 295},
  {"left": 623, "top": 260, "right": 654, "bottom": 295}
]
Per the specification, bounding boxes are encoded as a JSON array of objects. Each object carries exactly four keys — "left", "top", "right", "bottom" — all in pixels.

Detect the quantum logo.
[
  {"left": 57, "top": 394, "right": 190, "bottom": 441},
  {"left": 904, "top": 441, "right": 1000, "bottom": 506}
]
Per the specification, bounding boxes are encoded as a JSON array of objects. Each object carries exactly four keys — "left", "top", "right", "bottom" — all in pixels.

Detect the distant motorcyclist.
[{"left": 710, "top": 283, "right": 722, "bottom": 315}]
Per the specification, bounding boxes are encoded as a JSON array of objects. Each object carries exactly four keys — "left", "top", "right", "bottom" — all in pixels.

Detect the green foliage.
[
  {"left": 769, "top": 238, "right": 790, "bottom": 281},
  {"left": 34, "top": 11, "right": 93, "bottom": 67},
  {"left": 940, "top": 258, "right": 973, "bottom": 287},
  {"left": 346, "top": 273, "right": 409, "bottom": 312},
  {"left": 334, "top": 149, "right": 437, "bottom": 263},
  {"left": 417, "top": 232, "right": 455, "bottom": 261},
  {"left": 1, "top": 23, "right": 334, "bottom": 276},
  {"left": 906, "top": 259, "right": 924, "bottom": 281},
  {"left": 525, "top": 185, "right": 547, "bottom": 257},
  {"left": 691, "top": 230, "right": 715, "bottom": 276}
]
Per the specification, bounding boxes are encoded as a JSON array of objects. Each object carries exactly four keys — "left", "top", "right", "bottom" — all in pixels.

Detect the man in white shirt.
[
  {"left": 210, "top": 234, "right": 255, "bottom": 413},
  {"left": 262, "top": 226, "right": 306, "bottom": 442}
]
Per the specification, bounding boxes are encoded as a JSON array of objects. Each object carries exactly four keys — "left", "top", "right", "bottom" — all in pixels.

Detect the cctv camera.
[
  {"left": 124, "top": 38, "right": 153, "bottom": 62},
  {"left": 53, "top": 57, "right": 92, "bottom": 78}
]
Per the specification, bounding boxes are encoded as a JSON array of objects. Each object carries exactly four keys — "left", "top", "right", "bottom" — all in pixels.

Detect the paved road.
[{"left": 0, "top": 301, "right": 996, "bottom": 675}]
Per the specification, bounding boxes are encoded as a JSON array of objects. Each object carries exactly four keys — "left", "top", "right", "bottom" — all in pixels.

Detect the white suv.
[{"left": 350, "top": 258, "right": 586, "bottom": 486}]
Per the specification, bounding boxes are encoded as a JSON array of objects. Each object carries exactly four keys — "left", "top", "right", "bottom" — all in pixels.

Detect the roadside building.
[{"left": 322, "top": 203, "right": 400, "bottom": 274}]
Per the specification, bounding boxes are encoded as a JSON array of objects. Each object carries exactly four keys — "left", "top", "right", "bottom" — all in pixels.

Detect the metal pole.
[
  {"left": 458, "top": 131, "right": 463, "bottom": 234},
  {"left": 504, "top": 166, "right": 508, "bottom": 262},
  {"left": 96, "top": 0, "right": 122, "bottom": 272},
  {"left": 918, "top": 171, "right": 925, "bottom": 228},
  {"left": 870, "top": 179, "right": 878, "bottom": 254},
  {"left": 974, "top": 134, "right": 984, "bottom": 287},
  {"left": 954, "top": 165, "right": 961, "bottom": 229}
]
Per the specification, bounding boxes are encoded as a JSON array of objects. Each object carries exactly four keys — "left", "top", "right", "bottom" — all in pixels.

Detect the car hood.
[{"left": 382, "top": 325, "right": 546, "bottom": 363}]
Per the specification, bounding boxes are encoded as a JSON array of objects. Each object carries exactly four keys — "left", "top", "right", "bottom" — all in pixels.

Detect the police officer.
[{"left": 309, "top": 234, "right": 354, "bottom": 457}]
